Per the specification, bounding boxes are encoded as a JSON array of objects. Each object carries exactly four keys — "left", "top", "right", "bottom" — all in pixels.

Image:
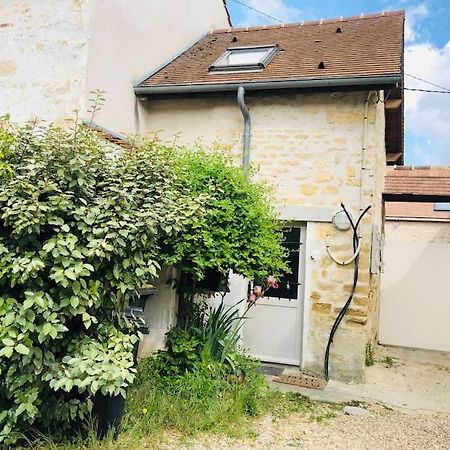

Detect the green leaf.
[
  {"left": 65, "top": 379, "right": 74, "bottom": 391},
  {"left": 72, "top": 281, "right": 81, "bottom": 294},
  {"left": 15, "top": 343, "right": 30, "bottom": 355},
  {"left": 42, "top": 241, "right": 56, "bottom": 252},
  {"left": 64, "top": 268, "right": 77, "bottom": 280},
  {"left": 15, "top": 403, "right": 27, "bottom": 416},
  {"left": 23, "top": 298, "right": 34, "bottom": 310},
  {"left": 35, "top": 296, "right": 45, "bottom": 308},
  {"left": 2, "top": 338, "right": 15, "bottom": 346},
  {"left": 0, "top": 346, "right": 13, "bottom": 358},
  {"left": 42, "top": 323, "right": 53, "bottom": 337}
]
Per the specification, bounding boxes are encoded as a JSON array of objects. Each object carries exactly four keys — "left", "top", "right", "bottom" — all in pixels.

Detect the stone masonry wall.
[
  {"left": 140, "top": 90, "right": 386, "bottom": 381},
  {"left": 0, "top": 1, "right": 90, "bottom": 126}
]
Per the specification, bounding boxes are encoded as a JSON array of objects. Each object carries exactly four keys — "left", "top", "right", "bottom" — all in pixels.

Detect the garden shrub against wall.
[
  {"left": 0, "top": 119, "right": 286, "bottom": 445},
  {"left": 164, "top": 149, "right": 287, "bottom": 281},
  {"left": 0, "top": 121, "right": 192, "bottom": 445}
]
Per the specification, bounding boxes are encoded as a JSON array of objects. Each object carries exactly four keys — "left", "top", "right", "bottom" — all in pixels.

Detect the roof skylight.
[{"left": 209, "top": 45, "right": 277, "bottom": 72}]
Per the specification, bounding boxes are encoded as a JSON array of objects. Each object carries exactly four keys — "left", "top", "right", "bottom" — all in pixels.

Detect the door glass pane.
[{"left": 266, "top": 228, "right": 301, "bottom": 300}]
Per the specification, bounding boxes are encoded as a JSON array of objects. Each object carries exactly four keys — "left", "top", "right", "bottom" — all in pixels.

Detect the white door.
[{"left": 243, "top": 226, "right": 305, "bottom": 365}]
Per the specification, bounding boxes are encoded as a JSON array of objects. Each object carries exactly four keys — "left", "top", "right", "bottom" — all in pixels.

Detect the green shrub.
[
  {"left": 0, "top": 118, "right": 287, "bottom": 445},
  {"left": 163, "top": 148, "right": 288, "bottom": 281},
  {"left": 152, "top": 327, "right": 202, "bottom": 377},
  {"left": 0, "top": 121, "right": 190, "bottom": 445},
  {"left": 0, "top": 117, "right": 13, "bottom": 179}
]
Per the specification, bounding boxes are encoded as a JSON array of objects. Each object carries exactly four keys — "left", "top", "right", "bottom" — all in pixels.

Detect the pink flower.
[
  {"left": 272, "top": 282, "right": 279, "bottom": 289},
  {"left": 247, "top": 293, "right": 257, "bottom": 305},
  {"left": 253, "top": 285, "right": 262, "bottom": 297},
  {"left": 267, "top": 275, "right": 276, "bottom": 286}
]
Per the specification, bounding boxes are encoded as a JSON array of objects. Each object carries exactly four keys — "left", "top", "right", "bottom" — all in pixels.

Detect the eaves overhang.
[{"left": 134, "top": 74, "right": 402, "bottom": 96}]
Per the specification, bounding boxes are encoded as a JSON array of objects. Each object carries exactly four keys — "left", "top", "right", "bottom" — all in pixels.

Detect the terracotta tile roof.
[
  {"left": 83, "top": 120, "right": 134, "bottom": 150},
  {"left": 386, "top": 202, "right": 450, "bottom": 221},
  {"left": 384, "top": 166, "right": 450, "bottom": 201},
  {"left": 136, "top": 11, "right": 404, "bottom": 91}
]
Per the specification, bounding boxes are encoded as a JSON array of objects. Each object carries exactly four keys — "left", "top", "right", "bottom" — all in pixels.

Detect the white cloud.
[
  {"left": 405, "top": 41, "right": 450, "bottom": 164},
  {"left": 235, "top": 0, "right": 303, "bottom": 26},
  {"left": 404, "top": 3, "right": 429, "bottom": 42}
]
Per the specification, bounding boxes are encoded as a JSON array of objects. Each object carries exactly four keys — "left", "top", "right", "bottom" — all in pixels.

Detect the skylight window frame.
[
  {"left": 209, "top": 44, "right": 278, "bottom": 72},
  {"left": 433, "top": 203, "right": 450, "bottom": 211}
]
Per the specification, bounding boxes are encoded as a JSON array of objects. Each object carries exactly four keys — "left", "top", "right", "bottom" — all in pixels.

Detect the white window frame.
[{"left": 209, "top": 45, "right": 278, "bottom": 72}]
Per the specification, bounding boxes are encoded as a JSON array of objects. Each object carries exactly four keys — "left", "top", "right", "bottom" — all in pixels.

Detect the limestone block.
[{"left": 312, "top": 303, "right": 332, "bottom": 314}]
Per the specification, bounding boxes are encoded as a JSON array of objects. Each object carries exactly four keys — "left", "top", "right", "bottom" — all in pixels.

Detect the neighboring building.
[
  {"left": 0, "top": 0, "right": 230, "bottom": 131},
  {"left": 0, "top": 0, "right": 230, "bottom": 365},
  {"left": 135, "top": 12, "right": 405, "bottom": 381},
  {"left": 380, "top": 166, "right": 450, "bottom": 352}
]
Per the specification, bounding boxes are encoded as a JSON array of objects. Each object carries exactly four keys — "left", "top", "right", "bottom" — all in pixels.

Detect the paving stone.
[{"left": 343, "top": 405, "right": 370, "bottom": 417}]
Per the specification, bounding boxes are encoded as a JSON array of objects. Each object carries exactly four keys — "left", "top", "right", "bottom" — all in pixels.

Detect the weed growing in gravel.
[
  {"left": 365, "top": 342, "right": 375, "bottom": 366},
  {"left": 381, "top": 356, "right": 395, "bottom": 367},
  {"left": 269, "top": 391, "right": 340, "bottom": 424}
]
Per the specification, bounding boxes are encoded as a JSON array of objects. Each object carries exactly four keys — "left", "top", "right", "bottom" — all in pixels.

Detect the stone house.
[
  {"left": 381, "top": 166, "right": 450, "bottom": 353},
  {"left": 1, "top": 3, "right": 409, "bottom": 382},
  {"left": 134, "top": 11, "right": 405, "bottom": 382},
  {"left": 0, "top": 0, "right": 230, "bottom": 130}
]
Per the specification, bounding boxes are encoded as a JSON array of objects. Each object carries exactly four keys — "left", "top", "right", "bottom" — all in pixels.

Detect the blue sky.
[{"left": 226, "top": 0, "right": 450, "bottom": 166}]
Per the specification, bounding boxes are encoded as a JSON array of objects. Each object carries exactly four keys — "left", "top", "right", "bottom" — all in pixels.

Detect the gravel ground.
[{"left": 155, "top": 404, "right": 450, "bottom": 450}]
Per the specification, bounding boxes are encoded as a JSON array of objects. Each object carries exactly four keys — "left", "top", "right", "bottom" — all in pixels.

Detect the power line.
[
  {"left": 228, "top": 0, "right": 283, "bottom": 24},
  {"left": 405, "top": 87, "right": 450, "bottom": 94},
  {"left": 405, "top": 73, "right": 450, "bottom": 93}
]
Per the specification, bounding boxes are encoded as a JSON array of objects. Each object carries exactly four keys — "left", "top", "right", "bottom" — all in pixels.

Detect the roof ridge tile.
[{"left": 212, "top": 10, "right": 404, "bottom": 34}]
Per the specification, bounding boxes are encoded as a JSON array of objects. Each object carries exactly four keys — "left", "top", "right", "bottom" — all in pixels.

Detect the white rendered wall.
[
  {"left": 86, "top": 0, "right": 230, "bottom": 133},
  {"left": 380, "top": 220, "right": 450, "bottom": 352},
  {"left": 0, "top": 0, "right": 229, "bottom": 130}
]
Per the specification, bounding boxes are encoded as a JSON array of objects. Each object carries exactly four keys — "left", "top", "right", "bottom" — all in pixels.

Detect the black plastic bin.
[
  {"left": 93, "top": 306, "right": 149, "bottom": 440},
  {"left": 92, "top": 392, "right": 126, "bottom": 440}
]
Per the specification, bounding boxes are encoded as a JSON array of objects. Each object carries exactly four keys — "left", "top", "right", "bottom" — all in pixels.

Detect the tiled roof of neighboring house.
[
  {"left": 385, "top": 202, "right": 450, "bottom": 221},
  {"left": 135, "top": 11, "right": 404, "bottom": 93},
  {"left": 83, "top": 120, "right": 134, "bottom": 150},
  {"left": 384, "top": 166, "right": 450, "bottom": 202}
]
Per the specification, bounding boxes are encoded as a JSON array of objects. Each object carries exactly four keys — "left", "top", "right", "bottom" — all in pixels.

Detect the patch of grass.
[
  {"left": 121, "top": 358, "right": 268, "bottom": 440},
  {"left": 23, "top": 427, "right": 143, "bottom": 450},
  {"left": 27, "top": 360, "right": 339, "bottom": 449}
]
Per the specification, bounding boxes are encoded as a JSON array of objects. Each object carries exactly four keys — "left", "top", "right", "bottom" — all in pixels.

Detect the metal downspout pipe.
[
  {"left": 237, "top": 86, "right": 251, "bottom": 170},
  {"left": 360, "top": 91, "right": 374, "bottom": 210}
]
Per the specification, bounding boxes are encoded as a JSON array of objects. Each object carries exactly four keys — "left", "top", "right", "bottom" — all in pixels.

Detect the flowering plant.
[{"left": 247, "top": 275, "right": 279, "bottom": 306}]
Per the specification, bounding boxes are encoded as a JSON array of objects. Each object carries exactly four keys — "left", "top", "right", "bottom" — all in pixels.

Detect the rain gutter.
[{"left": 134, "top": 75, "right": 402, "bottom": 96}]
